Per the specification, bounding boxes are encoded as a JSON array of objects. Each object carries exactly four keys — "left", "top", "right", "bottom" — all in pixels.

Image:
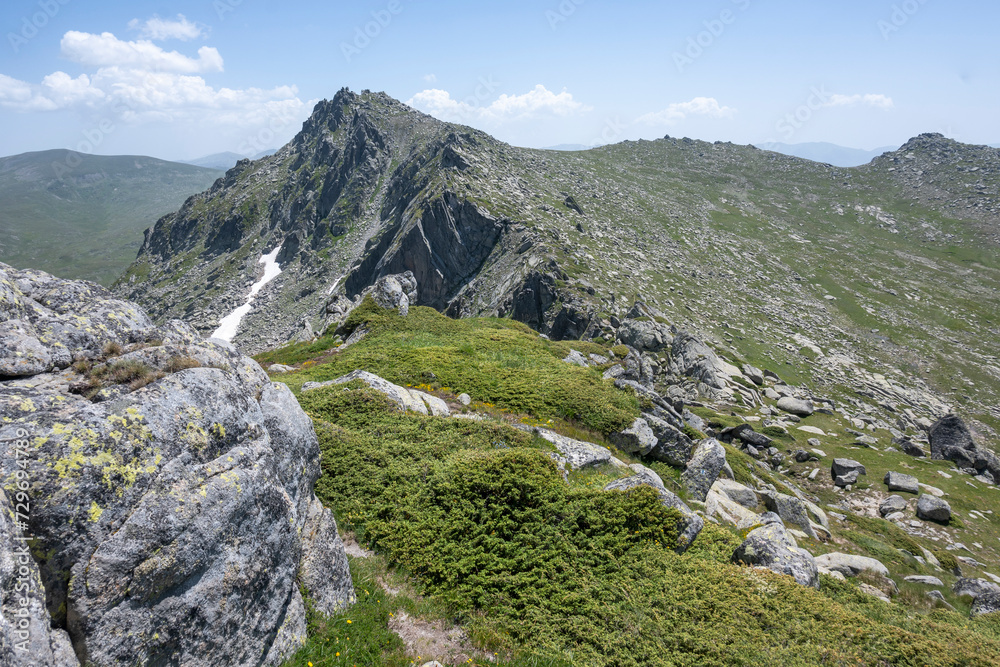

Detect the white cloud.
[
  {"left": 128, "top": 14, "right": 204, "bottom": 41},
  {"left": 422, "top": 74, "right": 437, "bottom": 83},
  {"left": 822, "top": 93, "right": 894, "bottom": 110},
  {"left": 61, "top": 31, "right": 223, "bottom": 73},
  {"left": 636, "top": 97, "right": 737, "bottom": 126},
  {"left": 0, "top": 29, "right": 305, "bottom": 137},
  {"left": 407, "top": 84, "right": 590, "bottom": 124},
  {"left": 0, "top": 74, "right": 57, "bottom": 111}
]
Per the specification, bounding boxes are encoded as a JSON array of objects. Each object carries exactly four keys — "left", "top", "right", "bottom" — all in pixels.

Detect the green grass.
[
  {"left": 260, "top": 299, "right": 639, "bottom": 435},
  {"left": 277, "top": 375, "right": 1000, "bottom": 666}
]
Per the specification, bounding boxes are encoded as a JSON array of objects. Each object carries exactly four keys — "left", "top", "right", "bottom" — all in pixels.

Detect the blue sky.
[{"left": 0, "top": 0, "right": 997, "bottom": 160}]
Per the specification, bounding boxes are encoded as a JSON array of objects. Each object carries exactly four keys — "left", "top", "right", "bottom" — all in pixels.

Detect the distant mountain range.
[
  {"left": 180, "top": 149, "right": 278, "bottom": 171},
  {"left": 0, "top": 150, "right": 223, "bottom": 285},
  {"left": 753, "top": 142, "right": 898, "bottom": 167}
]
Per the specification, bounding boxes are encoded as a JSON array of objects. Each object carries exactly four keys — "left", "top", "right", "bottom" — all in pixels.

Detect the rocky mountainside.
[
  {"left": 0, "top": 262, "right": 352, "bottom": 666},
  {"left": 0, "top": 151, "right": 223, "bottom": 285},
  {"left": 115, "top": 88, "right": 1000, "bottom": 451}
]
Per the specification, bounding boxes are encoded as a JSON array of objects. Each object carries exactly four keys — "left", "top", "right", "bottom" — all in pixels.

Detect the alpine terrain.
[{"left": 3, "top": 87, "right": 1000, "bottom": 666}]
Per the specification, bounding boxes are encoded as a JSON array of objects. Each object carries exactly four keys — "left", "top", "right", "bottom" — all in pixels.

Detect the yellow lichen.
[{"left": 88, "top": 501, "right": 103, "bottom": 522}]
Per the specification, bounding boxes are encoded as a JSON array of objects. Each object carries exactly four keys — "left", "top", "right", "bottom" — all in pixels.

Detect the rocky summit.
[{"left": 0, "top": 263, "right": 352, "bottom": 666}]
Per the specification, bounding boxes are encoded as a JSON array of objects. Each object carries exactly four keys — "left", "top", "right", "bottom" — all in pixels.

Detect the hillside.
[
  {"left": 115, "top": 88, "right": 1000, "bottom": 442},
  {"left": 0, "top": 150, "right": 223, "bottom": 285}
]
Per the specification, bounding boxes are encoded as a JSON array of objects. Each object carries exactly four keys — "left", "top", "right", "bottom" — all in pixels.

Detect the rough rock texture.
[
  {"left": 884, "top": 471, "right": 920, "bottom": 494},
  {"left": 681, "top": 439, "right": 728, "bottom": 502},
  {"left": 731, "top": 518, "right": 819, "bottom": 589},
  {"left": 928, "top": 414, "right": 1000, "bottom": 485},
  {"left": 1, "top": 489, "right": 77, "bottom": 667},
  {"left": 616, "top": 319, "right": 671, "bottom": 352},
  {"left": 905, "top": 575, "right": 944, "bottom": 587},
  {"left": 669, "top": 331, "right": 736, "bottom": 393},
  {"left": 831, "top": 458, "right": 866, "bottom": 487},
  {"left": 776, "top": 396, "right": 814, "bottom": 417},
  {"left": 538, "top": 429, "right": 617, "bottom": 470},
  {"left": 642, "top": 413, "right": 694, "bottom": 466},
  {"left": 0, "top": 265, "right": 354, "bottom": 667},
  {"left": 880, "top": 495, "right": 909, "bottom": 516},
  {"left": 815, "top": 553, "right": 890, "bottom": 578},
  {"left": 917, "top": 495, "right": 952, "bottom": 523},
  {"left": 605, "top": 465, "right": 703, "bottom": 553},
  {"left": 954, "top": 578, "right": 1000, "bottom": 599},
  {"left": 711, "top": 479, "right": 759, "bottom": 510},
  {"left": 760, "top": 492, "right": 817, "bottom": 539},
  {"left": 608, "top": 417, "right": 658, "bottom": 457},
  {"left": 971, "top": 592, "right": 1000, "bottom": 617}
]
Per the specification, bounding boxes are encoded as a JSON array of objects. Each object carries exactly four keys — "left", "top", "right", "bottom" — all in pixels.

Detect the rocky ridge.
[{"left": 115, "top": 91, "right": 1000, "bottom": 458}]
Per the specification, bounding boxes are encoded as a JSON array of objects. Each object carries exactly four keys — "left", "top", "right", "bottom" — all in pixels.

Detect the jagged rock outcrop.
[
  {"left": 929, "top": 415, "right": 1000, "bottom": 484},
  {"left": 0, "top": 264, "right": 354, "bottom": 666}
]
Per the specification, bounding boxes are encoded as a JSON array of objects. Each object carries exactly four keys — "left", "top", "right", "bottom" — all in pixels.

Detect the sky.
[{"left": 0, "top": 0, "right": 997, "bottom": 161}]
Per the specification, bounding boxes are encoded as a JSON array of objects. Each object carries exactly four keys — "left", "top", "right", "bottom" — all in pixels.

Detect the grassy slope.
[
  {"left": 0, "top": 150, "right": 222, "bottom": 285},
  {"left": 260, "top": 304, "right": 1000, "bottom": 666}
]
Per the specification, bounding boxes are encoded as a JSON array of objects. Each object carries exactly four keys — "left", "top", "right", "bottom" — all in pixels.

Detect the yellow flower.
[
  {"left": 346, "top": 619, "right": 352, "bottom": 624},
  {"left": 336, "top": 653, "right": 340, "bottom": 657}
]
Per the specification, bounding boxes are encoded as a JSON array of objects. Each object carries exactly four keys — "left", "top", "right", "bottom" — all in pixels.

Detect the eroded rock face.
[{"left": 0, "top": 264, "right": 354, "bottom": 667}]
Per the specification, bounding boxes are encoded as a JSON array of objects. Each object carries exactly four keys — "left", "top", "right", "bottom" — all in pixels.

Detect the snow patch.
[{"left": 211, "top": 245, "right": 283, "bottom": 343}]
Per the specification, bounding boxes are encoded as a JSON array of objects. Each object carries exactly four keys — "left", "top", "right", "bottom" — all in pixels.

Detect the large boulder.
[
  {"left": 776, "top": 396, "right": 814, "bottom": 417},
  {"left": 681, "top": 439, "right": 728, "bottom": 502},
  {"left": 879, "top": 495, "right": 908, "bottom": 517},
  {"left": 884, "top": 471, "right": 920, "bottom": 494},
  {"left": 831, "top": 458, "right": 866, "bottom": 487},
  {"left": 0, "top": 265, "right": 354, "bottom": 666},
  {"left": 929, "top": 414, "right": 975, "bottom": 460},
  {"left": 760, "top": 492, "right": 817, "bottom": 539},
  {"left": 609, "top": 417, "right": 658, "bottom": 457},
  {"left": 369, "top": 271, "right": 418, "bottom": 316},
  {"left": 953, "top": 578, "right": 1000, "bottom": 600},
  {"left": 642, "top": 413, "right": 694, "bottom": 466},
  {"left": 916, "top": 495, "right": 952, "bottom": 523},
  {"left": 815, "top": 553, "right": 890, "bottom": 578},
  {"left": 605, "top": 465, "right": 703, "bottom": 553},
  {"left": 971, "top": 592, "right": 1000, "bottom": 617},
  {"left": 731, "top": 516, "right": 819, "bottom": 588}
]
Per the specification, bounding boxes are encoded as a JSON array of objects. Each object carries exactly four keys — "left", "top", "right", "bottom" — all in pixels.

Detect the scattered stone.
[
  {"left": 831, "top": 459, "right": 866, "bottom": 487},
  {"left": 458, "top": 393, "right": 472, "bottom": 406},
  {"left": 884, "top": 471, "right": 920, "bottom": 494},
  {"left": 562, "top": 349, "right": 589, "bottom": 367},
  {"left": 681, "top": 439, "right": 728, "bottom": 502},
  {"left": 858, "top": 583, "right": 892, "bottom": 603},
  {"left": 742, "top": 364, "right": 765, "bottom": 386},
  {"left": 905, "top": 576, "right": 944, "bottom": 586},
  {"left": 880, "top": 495, "right": 908, "bottom": 516},
  {"left": 609, "top": 417, "right": 658, "bottom": 457},
  {"left": 815, "top": 553, "right": 890, "bottom": 578},
  {"left": 953, "top": 578, "right": 1000, "bottom": 599},
  {"left": 797, "top": 426, "right": 826, "bottom": 436},
  {"left": 854, "top": 434, "right": 879, "bottom": 448},
  {"left": 971, "top": 593, "right": 1000, "bottom": 617},
  {"left": 918, "top": 483, "right": 945, "bottom": 497},
  {"left": 916, "top": 495, "right": 952, "bottom": 523},
  {"left": 268, "top": 363, "right": 296, "bottom": 373},
  {"left": 776, "top": 396, "right": 814, "bottom": 417}
]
